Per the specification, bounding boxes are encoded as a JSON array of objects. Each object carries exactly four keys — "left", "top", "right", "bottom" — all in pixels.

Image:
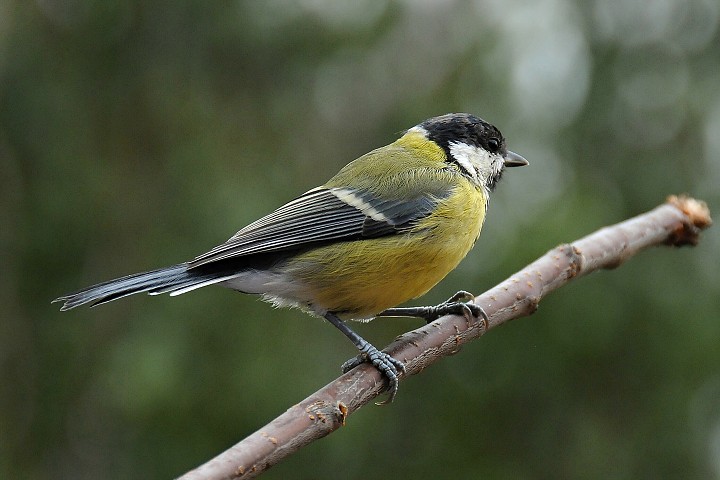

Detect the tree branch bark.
[{"left": 177, "top": 195, "right": 712, "bottom": 480}]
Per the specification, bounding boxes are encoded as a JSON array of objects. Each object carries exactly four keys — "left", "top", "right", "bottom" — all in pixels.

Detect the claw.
[
  {"left": 324, "top": 312, "right": 406, "bottom": 404},
  {"left": 423, "top": 291, "right": 488, "bottom": 327},
  {"left": 455, "top": 301, "right": 489, "bottom": 328},
  {"left": 378, "top": 290, "right": 488, "bottom": 327},
  {"left": 341, "top": 353, "right": 365, "bottom": 373},
  {"left": 444, "top": 290, "right": 475, "bottom": 304},
  {"left": 341, "top": 345, "right": 405, "bottom": 405}
]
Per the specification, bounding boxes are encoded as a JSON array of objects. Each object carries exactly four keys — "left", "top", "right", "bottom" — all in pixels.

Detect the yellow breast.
[{"left": 286, "top": 179, "right": 486, "bottom": 319}]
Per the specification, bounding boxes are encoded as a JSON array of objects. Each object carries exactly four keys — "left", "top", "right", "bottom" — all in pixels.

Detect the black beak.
[{"left": 504, "top": 151, "right": 529, "bottom": 167}]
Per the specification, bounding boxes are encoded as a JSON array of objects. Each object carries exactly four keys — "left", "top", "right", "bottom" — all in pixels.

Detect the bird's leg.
[
  {"left": 379, "top": 290, "right": 489, "bottom": 326},
  {"left": 324, "top": 312, "right": 405, "bottom": 404}
]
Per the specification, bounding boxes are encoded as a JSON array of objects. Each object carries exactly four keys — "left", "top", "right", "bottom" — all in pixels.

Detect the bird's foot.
[
  {"left": 379, "top": 290, "right": 488, "bottom": 326},
  {"left": 342, "top": 343, "right": 405, "bottom": 405}
]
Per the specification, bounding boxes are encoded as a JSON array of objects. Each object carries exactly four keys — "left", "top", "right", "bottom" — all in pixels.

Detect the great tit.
[{"left": 54, "top": 113, "right": 527, "bottom": 402}]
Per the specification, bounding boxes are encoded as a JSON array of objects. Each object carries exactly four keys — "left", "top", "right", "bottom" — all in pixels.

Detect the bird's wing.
[{"left": 188, "top": 186, "right": 447, "bottom": 268}]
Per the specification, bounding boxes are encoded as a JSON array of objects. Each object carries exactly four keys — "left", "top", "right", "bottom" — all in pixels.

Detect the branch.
[{"left": 177, "top": 195, "right": 712, "bottom": 480}]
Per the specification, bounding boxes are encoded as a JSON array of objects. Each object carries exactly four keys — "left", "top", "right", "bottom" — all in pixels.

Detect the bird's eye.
[{"left": 488, "top": 138, "right": 500, "bottom": 152}]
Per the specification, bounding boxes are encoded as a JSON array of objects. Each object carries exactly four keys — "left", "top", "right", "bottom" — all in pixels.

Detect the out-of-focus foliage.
[{"left": 1, "top": 0, "right": 719, "bottom": 478}]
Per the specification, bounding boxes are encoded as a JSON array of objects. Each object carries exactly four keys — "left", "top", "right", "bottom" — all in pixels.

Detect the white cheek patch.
[
  {"left": 448, "top": 142, "right": 480, "bottom": 181},
  {"left": 448, "top": 141, "right": 504, "bottom": 186}
]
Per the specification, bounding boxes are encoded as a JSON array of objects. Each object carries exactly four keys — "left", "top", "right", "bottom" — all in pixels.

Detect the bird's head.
[{"left": 408, "top": 113, "right": 528, "bottom": 191}]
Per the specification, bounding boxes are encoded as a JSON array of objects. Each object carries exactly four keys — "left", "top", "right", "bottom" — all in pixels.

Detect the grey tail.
[{"left": 52, "top": 264, "right": 234, "bottom": 311}]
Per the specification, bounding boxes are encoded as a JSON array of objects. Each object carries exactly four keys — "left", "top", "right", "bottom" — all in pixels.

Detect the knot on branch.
[
  {"left": 557, "top": 243, "right": 584, "bottom": 277},
  {"left": 305, "top": 400, "right": 348, "bottom": 427},
  {"left": 665, "top": 195, "right": 712, "bottom": 247}
]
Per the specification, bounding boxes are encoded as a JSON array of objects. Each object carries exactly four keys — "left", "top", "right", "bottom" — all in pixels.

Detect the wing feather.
[{"left": 188, "top": 186, "right": 448, "bottom": 268}]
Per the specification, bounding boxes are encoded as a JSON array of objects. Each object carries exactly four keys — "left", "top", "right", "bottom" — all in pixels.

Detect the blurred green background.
[{"left": 2, "top": 0, "right": 719, "bottom": 478}]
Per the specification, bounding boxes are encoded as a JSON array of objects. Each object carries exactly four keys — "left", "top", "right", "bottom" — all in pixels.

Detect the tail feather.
[{"left": 53, "top": 264, "right": 234, "bottom": 310}]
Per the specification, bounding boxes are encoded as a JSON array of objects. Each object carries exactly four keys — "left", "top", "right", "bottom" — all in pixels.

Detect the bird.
[{"left": 54, "top": 113, "right": 528, "bottom": 403}]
